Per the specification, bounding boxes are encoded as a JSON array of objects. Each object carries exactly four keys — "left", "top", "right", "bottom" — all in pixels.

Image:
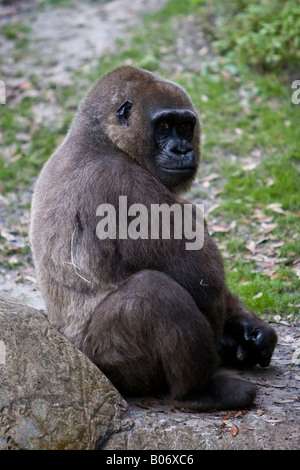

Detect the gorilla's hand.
[{"left": 219, "top": 316, "right": 277, "bottom": 368}]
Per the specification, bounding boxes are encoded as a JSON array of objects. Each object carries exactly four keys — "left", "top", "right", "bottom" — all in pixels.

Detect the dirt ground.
[{"left": 0, "top": 0, "right": 299, "bottom": 450}]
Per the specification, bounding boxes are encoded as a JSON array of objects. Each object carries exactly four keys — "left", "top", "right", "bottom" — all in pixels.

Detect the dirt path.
[{"left": 1, "top": 0, "right": 164, "bottom": 88}]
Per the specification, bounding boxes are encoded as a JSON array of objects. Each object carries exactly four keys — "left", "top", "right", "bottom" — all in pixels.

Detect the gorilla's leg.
[{"left": 83, "top": 270, "right": 255, "bottom": 411}]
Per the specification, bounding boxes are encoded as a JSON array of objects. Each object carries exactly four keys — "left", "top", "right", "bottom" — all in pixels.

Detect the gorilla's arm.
[{"left": 219, "top": 290, "right": 277, "bottom": 368}]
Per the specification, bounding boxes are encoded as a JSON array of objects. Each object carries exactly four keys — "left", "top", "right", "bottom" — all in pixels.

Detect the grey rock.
[{"left": 0, "top": 291, "right": 128, "bottom": 450}]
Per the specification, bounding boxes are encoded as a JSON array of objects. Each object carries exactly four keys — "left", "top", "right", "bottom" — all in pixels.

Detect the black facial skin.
[{"left": 153, "top": 110, "right": 197, "bottom": 188}]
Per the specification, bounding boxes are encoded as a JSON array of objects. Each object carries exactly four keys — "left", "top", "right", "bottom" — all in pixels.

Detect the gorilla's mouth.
[
  {"left": 161, "top": 166, "right": 196, "bottom": 173},
  {"left": 156, "top": 165, "right": 196, "bottom": 187}
]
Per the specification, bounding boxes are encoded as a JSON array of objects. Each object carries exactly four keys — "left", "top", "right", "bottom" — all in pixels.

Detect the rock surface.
[{"left": 0, "top": 291, "right": 128, "bottom": 450}]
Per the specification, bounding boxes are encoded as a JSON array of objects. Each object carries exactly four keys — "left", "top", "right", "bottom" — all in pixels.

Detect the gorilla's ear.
[{"left": 117, "top": 100, "right": 133, "bottom": 126}]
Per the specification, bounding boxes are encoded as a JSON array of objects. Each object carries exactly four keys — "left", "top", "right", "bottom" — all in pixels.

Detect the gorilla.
[{"left": 30, "top": 66, "right": 277, "bottom": 411}]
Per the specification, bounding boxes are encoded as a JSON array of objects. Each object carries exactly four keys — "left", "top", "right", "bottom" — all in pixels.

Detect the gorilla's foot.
[{"left": 173, "top": 370, "right": 256, "bottom": 412}]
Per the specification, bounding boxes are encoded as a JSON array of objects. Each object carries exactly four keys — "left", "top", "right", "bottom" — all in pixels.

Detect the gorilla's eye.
[
  {"left": 159, "top": 121, "right": 170, "bottom": 131},
  {"left": 179, "top": 122, "right": 192, "bottom": 133}
]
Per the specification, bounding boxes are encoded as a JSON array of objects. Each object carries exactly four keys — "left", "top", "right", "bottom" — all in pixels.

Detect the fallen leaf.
[
  {"left": 203, "top": 173, "right": 220, "bottom": 182},
  {"left": 222, "top": 420, "right": 232, "bottom": 426},
  {"left": 265, "top": 177, "right": 274, "bottom": 187},
  {"left": 274, "top": 399, "right": 296, "bottom": 404},
  {"left": 263, "top": 418, "right": 283, "bottom": 424},
  {"left": 253, "top": 292, "right": 263, "bottom": 299},
  {"left": 272, "top": 241, "right": 284, "bottom": 248},
  {"left": 221, "top": 69, "right": 231, "bottom": 79},
  {"left": 260, "top": 222, "right": 277, "bottom": 234},
  {"left": 9, "top": 154, "right": 22, "bottom": 163},
  {"left": 251, "top": 209, "right": 274, "bottom": 223},
  {"left": 206, "top": 203, "right": 220, "bottom": 214},
  {"left": 19, "top": 82, "right": 33, "bottom": 91},
  {"left": 242, "top": 162, "right": 260, "bottom": 171},
  {"left": 270, "top": 272, "right": 281, "bottom": 280},
  {"left": 230, "top": 424, "right": 238, "bottom": 436},
  {"left": 255, "top": 380, "right": 285, "bottom": 388},
  {"left": 281, "top": 335, "right": 296, "bottom": 343},
  {"left": 291, "top": 349, "right": 300, "bottom": 365},
  {"left": 210, "top": 224, "right": 231, "bottom": 233},
  {"left": 222, "top": 411, "right": 242, "bottom": 420},
  {"left": 246, "top": 241, "right": 256, "bottom": 253},
  {"left": 22, "top": 275, "right": 37, "bottom": 283},
  {"left": 250, "top": 149, "right": 263, "bottom": 158},
  {"left": 241, "top": 425, "right": 255, "bottom": 430},
  {"left": 266, "top": 203, "right": 288, "bottom": 215},
  {"left": 134, "top": 403, "right": 150, "bottom": 410},
  {"left": 292, "top": 266, "right": 300, "bottom": 279},
  {"left": 199, "top": 46, "right": 209, "bottom": 56},
  {"left": 16, "top": 133, "right": 31, "bottom": 142},
  {"left": 243, "top": 107, "right": 251, "bottom": 115},
  {"left": 145, "top": 401, "right": 156, "bottom": 408}
]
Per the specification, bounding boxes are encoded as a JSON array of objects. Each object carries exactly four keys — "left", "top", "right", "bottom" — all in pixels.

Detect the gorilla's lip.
[{"left": 161, "top": 166, "right": 196, "bottom": 173}]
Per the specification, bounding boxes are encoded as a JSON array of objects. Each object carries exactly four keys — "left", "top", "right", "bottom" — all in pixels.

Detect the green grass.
[
  {"left": 0, "top": 95, "right": 66, "bottom": 191},
  {"left": 1, "top": 23, "right": 32, "bottom": 51},
  {"left": 226, "top": 264, "right": 297, "bottom": 316},
  {"left": 0, "top": 0, "right": 299, "bottom": 320},
  {"left": 2, "top": 23, "right": 31, "bottom": 40},
  {"left": 39, "top": 0, "right": 75, "bottom": 8}
]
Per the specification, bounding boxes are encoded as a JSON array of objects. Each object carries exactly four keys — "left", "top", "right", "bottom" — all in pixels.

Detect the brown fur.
[{"left": 30, "top": 66, "right": 277, "bottom": 411}]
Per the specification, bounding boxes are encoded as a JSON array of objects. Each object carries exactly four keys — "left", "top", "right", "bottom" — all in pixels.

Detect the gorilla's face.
[
  {"left": 116, "top": 100, "right": 198, "bottom": 189},
  {"left": 152, "top": 108, "right": 197, "bottom": 188}
]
